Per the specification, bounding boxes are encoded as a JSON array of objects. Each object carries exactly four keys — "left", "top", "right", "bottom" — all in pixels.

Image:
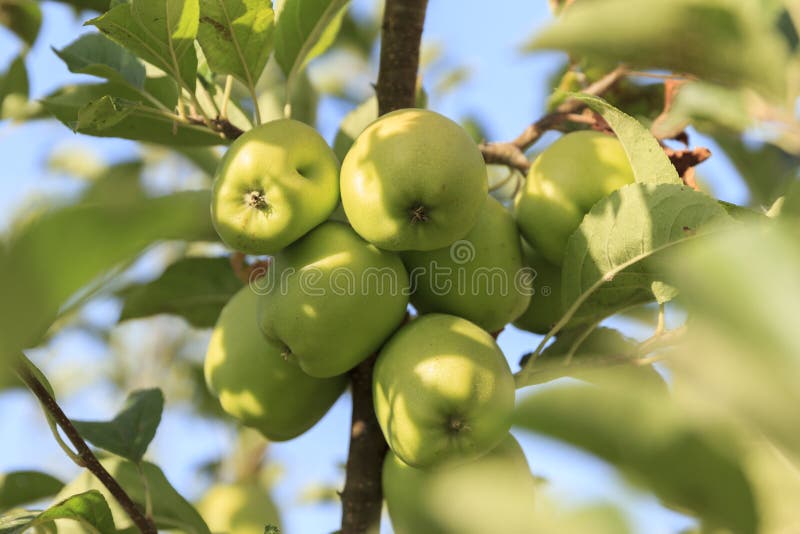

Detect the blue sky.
[{"left": 0, "top": 1, "right": 750, "bottom": 532}]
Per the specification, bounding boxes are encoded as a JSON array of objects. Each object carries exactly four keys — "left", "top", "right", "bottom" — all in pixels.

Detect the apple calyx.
[
  {"left": 408, "top": 203, "right": 430, "bottom": 223},
  {"left": 245, "top": 190, "right": 269, "bottom": 211},
  {"left": 446, "top": 414, "right": 470, "bottom": 434}
]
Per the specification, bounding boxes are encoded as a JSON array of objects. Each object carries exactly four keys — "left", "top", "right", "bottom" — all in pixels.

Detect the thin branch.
[
  {"left": 479, "top": 66, "right": 628, "bottom": 173},
  {"left": 341, "top": 1, "right": 429, "bottom": 533},
  {"left": 15, "top": 359, "right": 157, "bottom": 534}
]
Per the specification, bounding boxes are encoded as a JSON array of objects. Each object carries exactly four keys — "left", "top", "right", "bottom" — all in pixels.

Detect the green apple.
[
  {"left": 205, "top": 286, "right": 347, "bottom": 440},
  {"left": 211, "top": 118, "right": 339, "bottom": 255},
  {"left": 340, "top": 109, "right": 488, "bottom": 251},
  {"left": 197, "top": 482, "right": 281, "bottom": 534},
  {"left": 53, "top": 457, "right": 209, "bottom": 534},
  {"left": 513, "top": 240, "right": 564, "bottom": 335},
  {"left": 383, "top": 434, "right": 537, "bottom": 534},
  {"left": 402, "top": 196, "right": 530, "bottom": 332},
  {"left": 514, "top": 130, "right": 635, "bottom": 265},
  {"left": 373, "top": 313, "right": 515, "bottom": 467},
  {"left": 258, "top": 221, "right": 409, "bottom": 378}
]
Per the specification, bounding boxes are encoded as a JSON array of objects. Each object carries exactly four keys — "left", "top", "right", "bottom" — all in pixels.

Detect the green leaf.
[
  {"left": 36, "top": 491, "right": 116, "bottom": 533},
  {"left": 72, "top": 389, "right": 164, "bottom": 463},
  {"left": 76, "top": 95, "right": 138, "bottom": 131},
  {"left": 119, "top": 257, "right": 241, "bottom": 327},
  {"left": 0, "top": 471, "right": 64, "bottom": 512},
  {"left": 88, "top": 0, "right": 200, "bottom": 89},
  {"left": 274, "top": 0, "right": 350, "bottom": 105},
  {"left": 197, "top": 0, "right": 274, "bottom": 89},
  {"left": 0, "top": 55, "right": 29, "bottom": 120},
  {"left": 561, "top": 183, "right": 733, "bottom": 326},
  {"left": 42, "top": 82, "right": 225, "bottom": 145},
  {"left": 0, "top": 190, "right": 216, "bottom": 362},
  {"left": 515, "top": 384, "right": 759, "bottom": 533},
  {"left": 527, "top": 0, "right": 789, "bottom": 99},
  {"left": 54, "top": 458, "right": 211, "bottom": 534},
  {"left": 572, "top": 94, "right": 681, "bottom": 186},
  {"left": 651, "top": 82, "right": 750, "bottom": 140},
  {"left": 521, "top": 327, "right": 666, "bottom": 388},
  {"left": 0, "top": 491, "right": 116, "bottom": 534},
  {"left": 332, "top": 94, "right": 376, "bottom": 161},
  {"left": 54, "top": 33, "right": 147, "bottom": 89},
  {"left": 0, "top": 0, "right": 41, "bottom": 47}
]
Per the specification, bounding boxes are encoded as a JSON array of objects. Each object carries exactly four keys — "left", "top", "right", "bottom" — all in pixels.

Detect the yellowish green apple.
[
  {"left": 340, "top": 109, "right": 488, "bottom": 251},
  {"left": 515, "top": 131, "right": 635, "bottom": 265},
  {"left": 513, "top": 240, "right": 564, "bottom": 335},
  {"left": 211, "top": 119, "right": 339, "bottom": 255},
  {"left": 197, "top": 482, "right": 281, "bottom": 534},
  {"left": 258, "top": 221, "right": 409, "bottom": 378},
  {"left": 205, "top": 286, "right": 347, "bottom": 441},
  {"left": 383, "top": 434, "right": 537, "bottom": 534},
  {"left": 402, "top": 196, "right": 530, "bottom": 332},
  {"left": 373, "top": 313, "right": 515, "bottom": 468}
]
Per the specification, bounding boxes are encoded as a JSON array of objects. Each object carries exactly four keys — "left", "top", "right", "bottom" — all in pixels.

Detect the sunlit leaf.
[
  {"left": 197, "top": 0, "right": 274, "bottom": 90},
  {"left": 561, "top": 183, "right": 733, "bottom": 326},
  {"left": 88, "top": 0, "right": 199, "bottom": 89},
  {"left": 0, "top": 491, "right": 116, "bottom": 534},
  {"left": 573, "top": 94, "right": 680, "bottom": 185}
]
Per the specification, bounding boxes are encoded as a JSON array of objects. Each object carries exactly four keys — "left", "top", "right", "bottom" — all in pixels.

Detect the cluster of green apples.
[{"left": 204, "top": 108, "right": 635, "bottom": 530}]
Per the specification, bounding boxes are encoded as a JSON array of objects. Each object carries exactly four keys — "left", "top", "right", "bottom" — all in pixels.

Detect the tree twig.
[
  {"left": 15, "top": 359, "right": 157, "bottom": 534},
  {"left": 340, "top": 2, "right": 429, "bottom": 533},
  {"left": 479, "top": 66, "right": 628, "bottom": 173}
]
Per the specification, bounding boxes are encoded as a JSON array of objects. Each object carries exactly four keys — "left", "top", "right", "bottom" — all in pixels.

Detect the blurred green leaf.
[
  {"left": 197, "top": 0, "right": 274, "bottom": 90},
  {"left": 0, "top": 54, "right": 30, "bottom": 120},
  {"left": 54, "top": 457, "right": 210, "bottom": 533},
  {"left": 332, "top": 94, "right": 376, "bottom": 161},
  {"left": 522, "top": 327, "right": 666, "bottom": 388},
  {"left": 119, "top": 257, "right": 241, "bottom": 327},
  {"left": 575, "top": 95, "right": 681, "bottom": 185},
  {"left": 0, "top": 471, "right": 64, "bottom": 513},
  {"left": 562, "top": 183, "right": 733, "bottom": 326},
  {"left": 73, "top": 389, "right": 164, "bottom": 463},
  {"left": 0, "top": 190, "right": 215, "bottom": 362},
  {"left": 256, "top": 56, "right": 318, "bottom": 124},
  {"left": 88, "top": 0, "right": 199, "bottom": 89},
  {"left": 42, "top": 82, "right": 224, "bottom": 145},
  {"left": 712, "top": 132, "right": 799, "bottom": 206},
  {"left": 0, "top": 490, "right": 116, "bottom": 534},
  {"left": 0, "top": 0, "right": 41, "bottom": 47},
  {"left": 54, "top": 33, "right": 146, "bottom": 89},
  {"left": 515, "top": 384, "right": 759, "bottom": 533},
  {"left": 528, "top": 0, "right": 789, "bottom": 99},
  {"left": 652, "top": 82, "right": 750, "bottom": 140},
  {"left": 667, "top": 221, "right": 800, "bottom": 457},
  {"left": 274, "top": 0, "right": 350, "bottom": 107}
]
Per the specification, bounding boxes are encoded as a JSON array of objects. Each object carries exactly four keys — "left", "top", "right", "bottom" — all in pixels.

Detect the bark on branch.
[
  {"left": 16, "top": 360, "right": 157, "bottom": 534},
  {"left": 479, "top": 66, "right": 628, "bottom": 173},
  {"left": 340, "top": 1, "right": 429, "bottom": 533}
]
